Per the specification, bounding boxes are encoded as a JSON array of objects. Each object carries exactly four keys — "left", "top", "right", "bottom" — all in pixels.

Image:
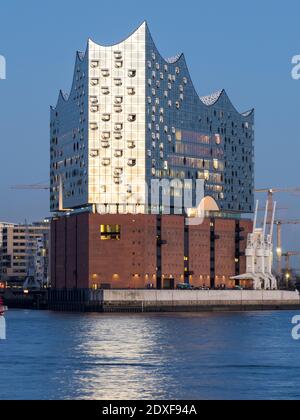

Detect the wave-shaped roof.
[
  {"left": 200, "top": 90, "right": 224, "bottom": 106},
  {"left": 52, "top": 21, "right": 254, "bottom": 118}
]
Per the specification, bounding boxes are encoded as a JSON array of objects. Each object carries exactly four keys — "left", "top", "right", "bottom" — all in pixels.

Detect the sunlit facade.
[{"left": 50, "top": 22, "right": 254, "bottom": 215}]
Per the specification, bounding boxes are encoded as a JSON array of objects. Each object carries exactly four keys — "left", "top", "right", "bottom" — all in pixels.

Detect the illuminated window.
[
  {"left": 213, "top": 159, "right": 219, "bottom": 170},
  {"left": 100, "top": 225, "right": 121, "bottom": 241}
]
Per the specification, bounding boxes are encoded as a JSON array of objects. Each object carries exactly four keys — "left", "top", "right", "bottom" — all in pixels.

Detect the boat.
[{"left": 0, "top": 296, "right": 7, "bottom": 316}]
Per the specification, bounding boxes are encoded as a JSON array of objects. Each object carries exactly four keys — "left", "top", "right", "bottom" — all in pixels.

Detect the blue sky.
[{"left": 0, "top": 0, "right": 300, "bottom": 256}]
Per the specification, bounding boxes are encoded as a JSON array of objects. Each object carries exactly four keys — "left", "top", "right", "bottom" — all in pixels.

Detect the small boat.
[{"left": 0, "top": 296, "right": 7, "bottom": 316}]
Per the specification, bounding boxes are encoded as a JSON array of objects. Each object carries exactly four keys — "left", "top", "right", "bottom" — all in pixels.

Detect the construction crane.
[
  {"left": 11, "top": 179, "right": 72, "bottom": 212},
  {"left": 11, "top": 184, "right": 50, "bottom": 190},
  {"left": 275, "top": 220, "right": 300, "bottom": 275},
  {"left": 282, "top": 251, "right": 300, "bottom": 286},
  {"left": 256, "top": 188, "right": 300, "bottom": 223}
]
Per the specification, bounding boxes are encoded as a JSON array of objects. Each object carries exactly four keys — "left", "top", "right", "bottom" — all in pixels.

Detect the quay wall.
[
  {"left": 99, "top": 290, "right": 300, "bottom": 312},
  {"left": 48, "top": 289, "right": 300, "bottom": 313}
]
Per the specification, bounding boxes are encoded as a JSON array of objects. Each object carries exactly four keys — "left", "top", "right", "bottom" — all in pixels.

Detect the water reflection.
[{"left": 1, "top": 311, "right": 300, "bottom": 400}]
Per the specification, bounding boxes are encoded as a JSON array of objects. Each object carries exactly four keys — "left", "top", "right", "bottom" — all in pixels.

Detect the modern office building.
[
  {"left": 0, "top": 222, "right": 15, "bottom": 248},
  {"left": 0, "top": 221, "right": 50, "bottom": 287},
  {"left": 50, "top": 23, "right": 254, "bottom": 291},
  {"left": 50, "top": 22, "right": 254, "bottom": 216}
]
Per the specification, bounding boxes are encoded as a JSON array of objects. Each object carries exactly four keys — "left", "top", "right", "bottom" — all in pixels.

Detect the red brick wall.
[
  {"left": 88, "top": 214, "right": 157, "bottom": 289},
  {"left": 214, "top": 219, "right": 236, "bottom": 287},
  {"left": 161, "top": 215, "right": 185, "bottom": 287},
  {"left": 189, "top": 219, "right": 211, "bottom": 288},
  {"left": 51, "top": 215, "right": 89, "bottom": 289},
  {"left": 51, "top": 214, "right": 253, "bottom": 290}
]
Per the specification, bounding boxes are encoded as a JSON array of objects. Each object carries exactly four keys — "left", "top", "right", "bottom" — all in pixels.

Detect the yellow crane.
[
  {"left": 282, "top": 251, "right": 300, "bottom": 286},
  {"left": 275, "top": 221, "right": 300, "bottom": 275}
]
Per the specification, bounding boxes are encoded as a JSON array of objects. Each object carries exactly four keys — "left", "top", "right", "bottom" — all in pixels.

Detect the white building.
[{"left": 50, "top": 22, "right": 254, "bottom": 216}]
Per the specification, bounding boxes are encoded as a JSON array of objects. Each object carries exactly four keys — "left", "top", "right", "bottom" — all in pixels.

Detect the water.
[{"left": 1, "top": 310, "right": 300, "bottom": 400}]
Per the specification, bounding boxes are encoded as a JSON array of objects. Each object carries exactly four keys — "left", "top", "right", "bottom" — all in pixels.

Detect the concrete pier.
[
  {"left": 98, "top": 290, "right": 300, "bottom": 312},
  {"left": 48, "top": 289, "right": 300, "bottom": 313}
]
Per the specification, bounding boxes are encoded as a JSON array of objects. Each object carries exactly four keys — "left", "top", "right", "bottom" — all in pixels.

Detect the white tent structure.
[{"left": 232, "top": 200, "right": 278, "bottom": 290}]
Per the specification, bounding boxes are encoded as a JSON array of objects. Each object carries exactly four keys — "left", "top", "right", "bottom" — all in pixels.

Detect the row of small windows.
[
  {"left": 91, "top": 69, "right": 136, "bottom": 81},
  {"left": 89, "top": 114, "right": 136, "bottom": 130}
]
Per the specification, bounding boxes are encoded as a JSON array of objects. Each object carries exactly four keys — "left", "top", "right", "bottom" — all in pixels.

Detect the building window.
[
  {"left": 114, "top": 51, "right": 122, "bottom": 60},
  {"left": 128, "top": 159, "right": 137, "bottom": 167},
  {"left": 101, "top": 69, "right": 110, "bottom": 77},
  {"left": 101, "top": 140, "right": 110, "bottom": 149},
  {"left": 90, "top": 105, "right": 99, "bottom": 113},
  {"left": 127, "top": 141, "right": 136, "bottom": 149},
  {"left": 115, "top": 60, "right": 123, "bottom": 69},
  {"left": 128, "top": 69, "right": 136, "bottom": 78},
  {"left": 91, "top": 78, "right": 99, "bottom": 86},
  {"left": 102, "top": 158, "right": 111, "bottom": 166},
  {"left": 102, "top": 132, "right": 111, "bottom": 140},
  {"left": 127, "top": 87, "right": 135, "bottom": 96},
  {"left": 100, "top": 224, "right": 121, "bottom": 241},
  {"left": 114, "top": 104, "right": 123, "bottom": 113},
  {"left": 128, "top": 114, "right": 136, "bottom": 122},
  {"left": 102, "top": 114, "right": 111, "bottom": 122},
  {"left": 90, "top": 60, "right": 99, "bottom": 68},
  {"left": 114, "top": 78, "right": 122, "bottom": 86},
  {"left": 114, "top": 150, "right": 123, "bottom": 158}
]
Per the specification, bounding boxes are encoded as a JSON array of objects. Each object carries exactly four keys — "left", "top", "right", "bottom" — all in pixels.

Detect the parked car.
[{"left": 176, "top": 283, "right": 193, "bottom": 290}]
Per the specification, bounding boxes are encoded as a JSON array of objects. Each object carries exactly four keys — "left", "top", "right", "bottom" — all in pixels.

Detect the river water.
[{"left": 0, "top": 309, "right": 300, "bottom": 400}]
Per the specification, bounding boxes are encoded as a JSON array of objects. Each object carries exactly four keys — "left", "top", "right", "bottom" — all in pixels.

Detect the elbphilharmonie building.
[{"left": 50, "top": 22, "right": 254, "bottom": 216}]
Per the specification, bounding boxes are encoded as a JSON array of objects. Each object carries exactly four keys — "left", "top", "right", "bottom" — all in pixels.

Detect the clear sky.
[{"left": 0, "top": 0, "right": 300, "bottom": 256}]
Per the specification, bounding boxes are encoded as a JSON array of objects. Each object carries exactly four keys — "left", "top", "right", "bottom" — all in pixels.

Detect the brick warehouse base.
[{"left": 51, "top": 213, "right": 253, "bottom": 290}]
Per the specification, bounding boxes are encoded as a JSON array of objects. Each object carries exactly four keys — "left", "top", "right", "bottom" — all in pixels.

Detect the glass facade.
[
  {"left": 50, "top": 22, "right": 254, "bottom": 215},
  {"left": 145, "top": 26, "right": 254, "bottom": 214}
]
